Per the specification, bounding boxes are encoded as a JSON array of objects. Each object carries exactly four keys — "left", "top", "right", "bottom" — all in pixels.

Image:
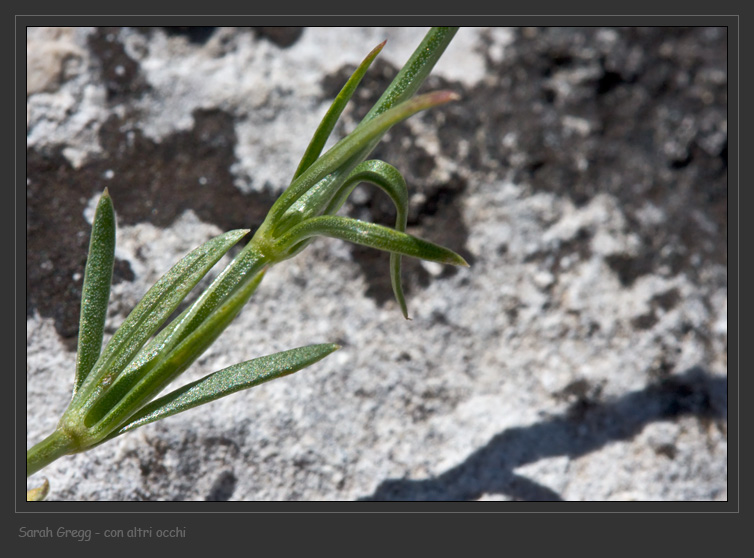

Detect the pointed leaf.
[
  {"left": 277, "top": 28, "right": 459, "bottom": 233},
  {"left": 70, "top": 228, "right": 250, "bottom": 409},
  {"left": 361, "top": 27, "right": 459, "bottom": 124},
  {"left": 293, "top": 40, "right": 386, "bottom": 180},
  {"left": 74, "top": 189, "right": 116, "bottom": 394},
  {"left": 273, "top": 27, "right": 460, "bottom": 239},
  {"left": 264, "top": 90, "right": 459, "bottom": 234},
  {"left": 276, "top": 215, "right": 468, "bottom": 267},
  {"left": 106, "top": 344, "right": 340, "bottom": 439}
]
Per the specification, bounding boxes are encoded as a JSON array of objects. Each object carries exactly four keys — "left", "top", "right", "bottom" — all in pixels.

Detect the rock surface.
[{"left": 26, "top": 26, "right": 727, "bottom": 501}]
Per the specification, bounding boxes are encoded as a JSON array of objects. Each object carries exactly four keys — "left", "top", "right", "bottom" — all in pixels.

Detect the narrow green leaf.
[
  {"left": 106, "top": 344, "right": 340, "bottom": 439},
  {"left": 361, "top": 27, "right": 459, "bottom": 124},
  {"left": 109, "top": 245, "right": 269, "bottom": 399},
  {"left": 82, "top": 245, "right": 269, "bottom": 441},
  {"left": 70, "top": 228, "right": 250, "bottom": 410},
  {"left": 293, "top": 40, "right": 386, "bottom": 180},
  {"left": 325, "top": 160, "right": 410, "bottom": 318},
  {"left": 74, "top": 189, "right": 116, "bottom": 394},
  {"left": 278, "top": 28, "right": 459, "bottom": 233},
  {"left": 263, "top": 28, "right": 461, "bottom": 256},
  {"left": 262, "top": 90, "right": 459, "bottom": 235},
  {"left": 162, "top": 244, "right": 269, "bottom": 348},
  {"left": 276, "top": 215, "right": 469, "bottom": 267},
  {"left": 285, "top": 27, "right": 458, "bottom": 216},
  {"left": 324, "top": 160, "right": 406, "bottom": 216},
  {"left": 328, "top": 27, "right": 458, "bottom": 199},
  {"left": 280, "top": 27, "right": 459, "bottom": 234},
  {"left": 86, "top": 264, "right": 268, "bottom": 434},
  {"left": 271, "top": 144, "right": 374, "bottom": 239}
]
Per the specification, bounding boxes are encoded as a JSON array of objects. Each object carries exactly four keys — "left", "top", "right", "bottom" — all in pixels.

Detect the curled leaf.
[{"left": 326, "top": 160, "right": 410, "bottom": 318}]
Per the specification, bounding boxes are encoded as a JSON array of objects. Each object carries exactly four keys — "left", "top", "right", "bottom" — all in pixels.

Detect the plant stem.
[{"left": 26, "top": 429, "right": 78, "bottom": 477}]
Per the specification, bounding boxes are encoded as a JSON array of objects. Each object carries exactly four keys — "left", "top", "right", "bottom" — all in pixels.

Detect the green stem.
[{"left": 26, "top": 429, "right": 77, "bottom": 477}]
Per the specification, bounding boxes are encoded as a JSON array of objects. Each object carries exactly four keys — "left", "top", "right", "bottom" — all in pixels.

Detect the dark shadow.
[{"left": 360, "top": 366, "right": 726, "bottom": 501}]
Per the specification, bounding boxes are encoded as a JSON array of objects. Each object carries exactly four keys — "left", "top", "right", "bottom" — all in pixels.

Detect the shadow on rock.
[{"left": 360, "top": 366, "right": 726, "bottom": 501}]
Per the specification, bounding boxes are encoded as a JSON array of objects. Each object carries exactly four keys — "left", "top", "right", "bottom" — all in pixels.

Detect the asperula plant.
[{"left": 27, "top": 26, "right": 465, "bottom": 500}]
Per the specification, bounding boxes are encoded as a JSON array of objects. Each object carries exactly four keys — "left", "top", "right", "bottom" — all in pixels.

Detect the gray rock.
[{"left": 26, "top": 26, "right": 727, "bottom": 501}]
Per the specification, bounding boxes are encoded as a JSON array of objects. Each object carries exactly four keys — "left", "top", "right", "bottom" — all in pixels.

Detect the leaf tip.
[
  {"left": 232, "top": 228, "right": 252, "bottom": 240},
  {"left": 440, "top": 90, "right": 461, "bottom": 103},
  {"left": 398, "top": 299, "right": 410, "bottom": 320},
  {"left": 443, "top": 248, "right": 469, "bottom": 268},
  {"left": 414, "top": 90, "right": 461, "bottom": 112},
  {"left": 435, "top": 248, "right": 469, "bottom": 268}
]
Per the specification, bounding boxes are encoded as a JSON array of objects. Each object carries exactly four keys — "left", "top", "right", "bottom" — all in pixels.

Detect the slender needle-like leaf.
[
  {"left": 278, "top": 28, "right": 459, "bottom": 236},
  {"left": 109, "top": 246, "right": 269, "bottom": 401},
  {"left": 293, "top": 40, "right": 386, "bottom": 180},
  {"left": 264, "top": 91, "right": 459, "bottom": 232},
  {"left": 74, "top": 189, "right": 116, "bottom": 394},
  {"left": 361, "top": 27, "right": 458, "bottom": 124},
  {"left": 268, "top": 27, "right": 462, "bottom": 255},
  {"left": 276, "top": 215, "right": 468, "bottom": 267},
  {"left": 108, "top": 344, "right": 340, "bottom": 438},
  {"left": 70, "top": 229, "right": 249, "bottom": 410},
  {"left": 87, "top": 266, "right": 268, "bottom": 435}
]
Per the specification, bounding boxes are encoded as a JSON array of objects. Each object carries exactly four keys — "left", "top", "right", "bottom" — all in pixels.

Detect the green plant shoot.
[{"left": 26, "top": 27, "right": 465, "bottom": 499}]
